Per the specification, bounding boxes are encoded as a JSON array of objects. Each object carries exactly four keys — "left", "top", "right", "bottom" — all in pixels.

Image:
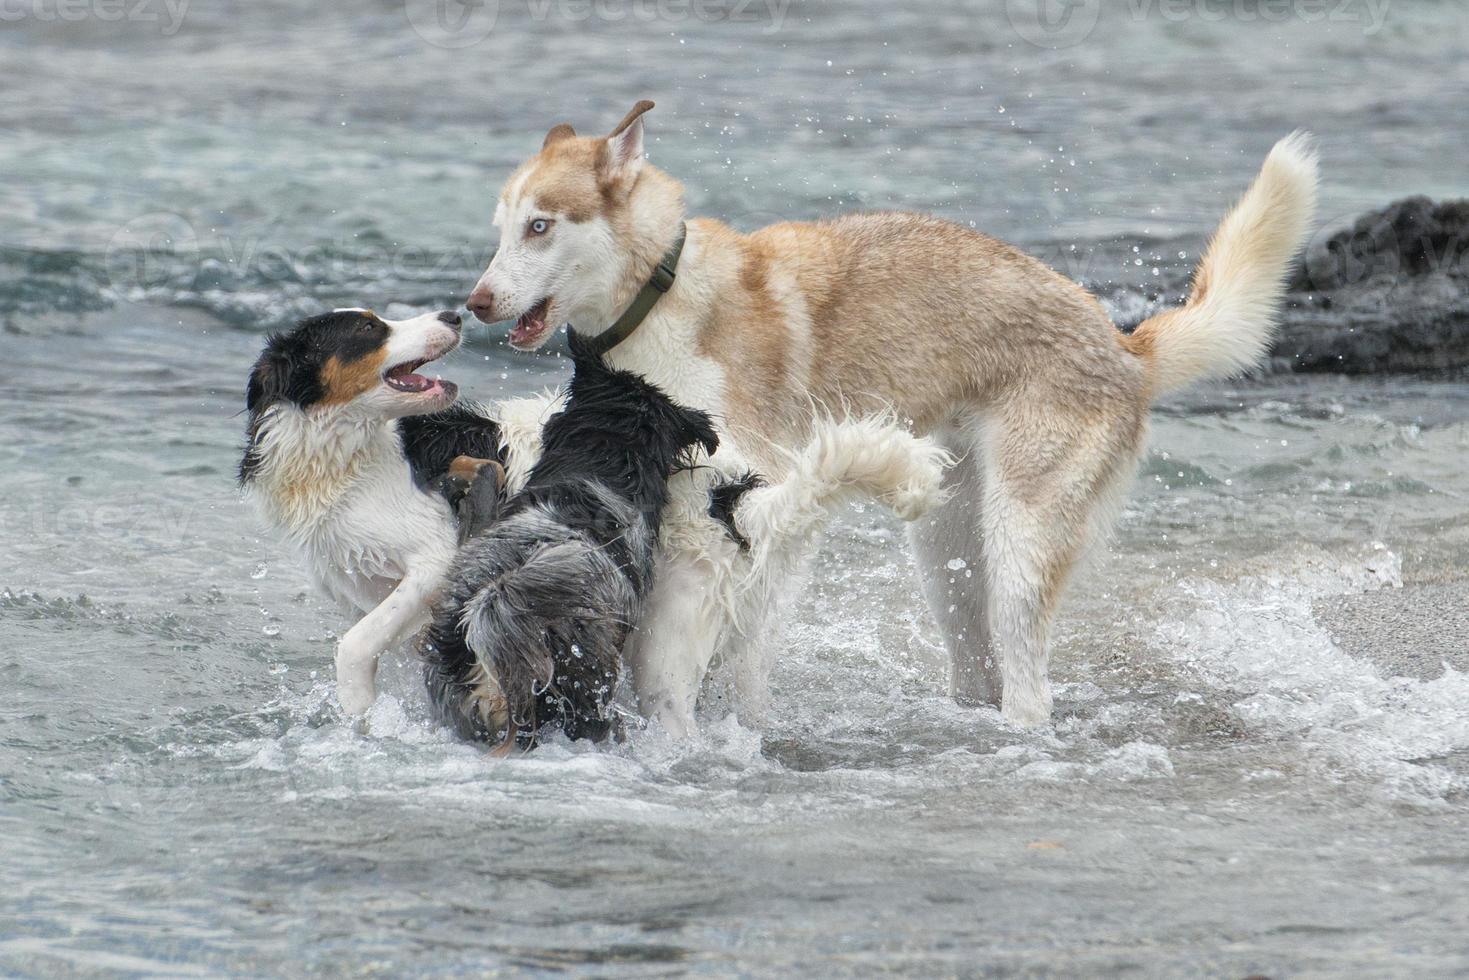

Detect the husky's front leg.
[
  {"left": 334, "top": 563, "right": 444, "bottom": 717},
  {"left": 624, "top": 554, "right": 723, "bottom": 738}
]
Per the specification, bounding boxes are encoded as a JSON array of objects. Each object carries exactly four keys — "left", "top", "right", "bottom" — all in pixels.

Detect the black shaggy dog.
[{"left": 420, "top": 331, "right": 719, "bottom": 750}]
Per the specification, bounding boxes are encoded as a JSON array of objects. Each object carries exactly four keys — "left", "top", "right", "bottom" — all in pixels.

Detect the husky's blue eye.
[{"left": 528, "top": 218, "right": 551, "bottom": 236}]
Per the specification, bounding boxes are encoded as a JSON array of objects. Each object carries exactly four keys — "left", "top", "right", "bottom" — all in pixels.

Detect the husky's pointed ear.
[
  {"left": 542, "top": 123, "right": 576, "bottom": 150},
  {"left": 603, "top": 100, "right": 653, "bottom": 182}
]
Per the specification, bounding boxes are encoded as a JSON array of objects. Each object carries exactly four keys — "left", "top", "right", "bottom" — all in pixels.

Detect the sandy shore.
[{"left": 1317, "top": 575, "right": 1469, "bottom": 681}]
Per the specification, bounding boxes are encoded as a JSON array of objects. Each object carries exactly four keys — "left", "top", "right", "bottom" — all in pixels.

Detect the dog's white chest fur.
[{"left": 247, "top": 411, "right": 456, "bottom": 615}]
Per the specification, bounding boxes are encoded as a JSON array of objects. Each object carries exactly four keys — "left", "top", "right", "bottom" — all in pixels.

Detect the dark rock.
[{"left": 1277, "top": 196, "right": 1469, "bottom": 374}]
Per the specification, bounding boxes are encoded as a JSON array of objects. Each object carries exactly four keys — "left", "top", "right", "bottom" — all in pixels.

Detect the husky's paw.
[{"left": 1000, "top": 686, "right": 1054, "bottom": 729}]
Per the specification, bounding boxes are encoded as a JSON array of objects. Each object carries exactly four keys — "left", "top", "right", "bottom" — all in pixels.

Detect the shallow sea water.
[{"left": 3, "top": 1, "right": 1469, "bottom": 975}]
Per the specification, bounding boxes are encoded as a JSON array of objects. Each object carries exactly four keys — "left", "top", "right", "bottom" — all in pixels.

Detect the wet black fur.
[
  {"left": 500, "top": 336, "right": 718, "bottom": 539},
  {"left": 398, "top": 403, "right": 505, "bottom": 489},
  {"left": 420, "top": 330, "right": 719, "bottom": 747},
  {"left": 707, "top": 472, "right": 766, "bottom": 552}
]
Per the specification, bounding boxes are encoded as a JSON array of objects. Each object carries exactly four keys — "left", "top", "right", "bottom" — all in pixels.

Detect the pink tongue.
[
  {"left": 510, "top": 318, "right": 543, "bottom": 345},
  {"left": 390, "top": 373, "right": 434, "bottom": 392}
]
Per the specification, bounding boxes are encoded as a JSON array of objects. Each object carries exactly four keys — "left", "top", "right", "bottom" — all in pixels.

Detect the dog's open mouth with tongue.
[
  {"left": 509, "top": 297, "right": 553, "bottom": 350},
  {"left": 384, "top": 355, "right": 457, "bottom": 401}
]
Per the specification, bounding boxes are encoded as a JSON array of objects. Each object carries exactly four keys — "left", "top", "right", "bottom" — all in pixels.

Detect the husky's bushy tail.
[
  {"left": 713, "top": 415, "right": 952, "bottom": 573},
  {"left": 1123, "top": 132, "right": 1319, "bottom": 394}
]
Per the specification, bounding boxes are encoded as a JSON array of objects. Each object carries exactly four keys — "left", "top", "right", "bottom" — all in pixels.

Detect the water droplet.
[
  {"left": 946, "top": 558, "right": 967, "bottom": 571},
  {"left": 250, "top": 563, "right": 269, "bottom": 580}
]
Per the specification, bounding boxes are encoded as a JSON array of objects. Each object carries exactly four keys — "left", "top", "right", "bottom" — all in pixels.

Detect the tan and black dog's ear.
[
  {"left": 542, "top": 123, "right": 576, "bottom": 150},
  {"left": 603, "top": 100, "right": 653, "bottom": 182},
  {"left": 246, "top": 343, "right": 293, "bottom": 412}
]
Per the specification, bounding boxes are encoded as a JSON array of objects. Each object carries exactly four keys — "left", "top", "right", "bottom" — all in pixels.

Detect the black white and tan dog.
[
  {"left": 238, "top": 308, "right": 507, "bottom": 715},
  {"left": 240, "top": 308, "right": 951, "bottom": 738}
]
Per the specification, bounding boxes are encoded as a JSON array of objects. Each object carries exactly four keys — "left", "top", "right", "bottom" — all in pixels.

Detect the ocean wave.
[
  {"left": 0, "top": 237, "right": 492, "bottom": 332},
  {"left": 9, "top": 210, "right": 1462, "bottom": 379}
]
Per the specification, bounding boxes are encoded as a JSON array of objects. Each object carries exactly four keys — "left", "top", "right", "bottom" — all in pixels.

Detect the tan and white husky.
[{"left": 467, "top": 101, "right": 1318, "bottom": 728}]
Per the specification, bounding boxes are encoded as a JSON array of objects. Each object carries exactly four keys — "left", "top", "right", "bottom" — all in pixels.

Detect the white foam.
[
  {"left": 983, "top": 741, "right": 1175, "bottom": 782},
  {"left": 1149, "top": 543, "right": 1469, "bottom": 802}
]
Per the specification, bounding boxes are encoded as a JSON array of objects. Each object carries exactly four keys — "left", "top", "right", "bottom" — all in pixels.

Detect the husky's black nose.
[{"left": 438, "top": 310, "right": 463, "bottom": 329}]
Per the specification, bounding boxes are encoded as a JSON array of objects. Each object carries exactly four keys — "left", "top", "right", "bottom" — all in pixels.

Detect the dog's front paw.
[
  {"left": 441, "top": 456, "right": 506, "bottom": 540},
  {"left": 336, "top": 680, "right": 375, "bottom": 717},
  {"left": 335, "top": 637, "right": 378, "bottom": 717},
  {"left": 448, "top": 455, "right": 503, "bottom": 485}
]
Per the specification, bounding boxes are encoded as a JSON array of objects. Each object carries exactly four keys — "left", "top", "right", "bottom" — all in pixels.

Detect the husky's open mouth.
[
  {"left": 384, "top": 356, "right": 456, "bottom": 399},
  {"left": 509, "top": 297, "right": 552, "bottom": 349}
]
